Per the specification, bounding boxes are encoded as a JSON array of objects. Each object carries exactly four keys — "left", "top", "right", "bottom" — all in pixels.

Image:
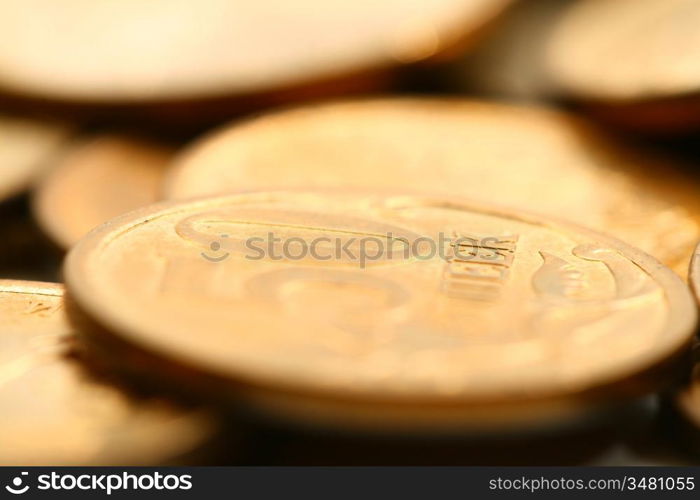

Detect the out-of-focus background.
[{"left": 2, "top": 0, "right": 700, "bottom": 465}]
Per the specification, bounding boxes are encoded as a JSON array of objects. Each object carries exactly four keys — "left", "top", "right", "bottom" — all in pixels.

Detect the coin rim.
[
  {"left": 688, "top": 243, "right": 700, "bottom": 301},
  {"left": 0, "top": 279, "right": 63, "bottom": 297}
]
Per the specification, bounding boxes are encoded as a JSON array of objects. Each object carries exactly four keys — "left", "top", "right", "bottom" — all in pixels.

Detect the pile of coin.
[{"left": 2, "top": 0, "right": 700, "bottom": 465}]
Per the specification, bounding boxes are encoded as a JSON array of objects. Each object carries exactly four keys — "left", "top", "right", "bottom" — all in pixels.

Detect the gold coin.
[
  {"left": 0, "top": 116, "right": 72, "bottom": 202},
  {"left": 164, "top": 98, "right": 700, "bottom": 276},
  {"left": 546, "top": 0, "right": 700, "bottom": 132},
  {"left": 0, "top": 0, "right": 511, "bottom": 104},
  {"left": 33, "top": 135, "right": 173, "bottom": 249},
  {"left": 0, "top": 280, "right": 216, "bottom": 465},
  {"left": 64, "top": 191, "right": 697, "bottom": 430}
]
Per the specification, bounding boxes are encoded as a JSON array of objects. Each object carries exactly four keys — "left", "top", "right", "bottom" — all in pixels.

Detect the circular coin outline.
[{"left": 65, "top": 190, "right": 697, "bottom": 406}]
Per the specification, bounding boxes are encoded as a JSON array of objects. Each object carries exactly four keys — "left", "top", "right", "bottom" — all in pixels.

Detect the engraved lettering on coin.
[
  {"left": 441, "top": 233, "right": 518, "bottom": 301},
  {"left": 175, "top": 208, "right": 421, "bottom": 267}
]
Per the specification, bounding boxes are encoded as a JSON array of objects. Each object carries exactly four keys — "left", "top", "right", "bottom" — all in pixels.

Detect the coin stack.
[{"left": 2, "top": 0, "right": 700, "bottom": 466}]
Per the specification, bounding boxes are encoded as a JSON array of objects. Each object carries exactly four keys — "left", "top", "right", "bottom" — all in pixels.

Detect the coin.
[
  {"left": 0, "top": 0, "right": 512, "bottom": 106},
  {"left": 0, "top": 280, "right": 216, "bottom": 465},
  {"left": 0, "top": 115, "right": 72, "bottom": 203},
  {"left": 689, "top": 243, "right": 700, "bottom": 298},
  {"left": 64, "top": 191, "right": 697, "bottom": 430},
  {"left": 545, "top": 0, "right": 700, "bottom": 133},
  {"left": 164, "top": 98, "right": 700, "bottom": 276},
  {"left": 33, "top": 135, "right": 173, "bottom": 249}
]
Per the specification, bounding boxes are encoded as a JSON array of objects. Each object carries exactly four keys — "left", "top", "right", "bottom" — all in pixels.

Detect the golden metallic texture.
[
  {"left": 0, "top": 280, "right": 215, "bottom": 465},
  {"left": 33, "top": 135, "right": 173, "bottom": 249},
  {"left": 164, "top": 98, "right": 700, "bottom": 276},
  {"left": 65, "top": 191, "right": 696, "bottom": 429}
]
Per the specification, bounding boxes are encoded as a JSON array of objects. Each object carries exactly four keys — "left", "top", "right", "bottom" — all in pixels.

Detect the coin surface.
[
  {"left": 164, "top": 99, "right": 700, "bottom": 276},
  {"left": 65, "top": 191, "right": 697, "bottom": 429},
  {"left": 33, "top": 135, "right": 173, "bottom": 249},
  {"left": 0, "top": 116, "right": 72, "bottom": 202},
  {"left": 545, "top": 0, "right": 700, "bottom": 131},
  {"left": 0, "top": 280, "right": 215, "bottom": 465},
  {"left": 0, "top": 0, "right": 511, "bottom": 104}
]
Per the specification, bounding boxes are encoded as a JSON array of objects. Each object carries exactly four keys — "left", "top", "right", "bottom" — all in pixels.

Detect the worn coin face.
[
  {"left": 0, "top": 116, "right": 72, "bottom": 202},
  {"left": 65, "top": 191, "right": 696, "bottom": 428},
  {"left": 0, "top": 280, "right": 215, "bottom": 465},
  {"left": 546, "top": 0, "right": 700, "bottom": 131},
  {"left": 33, "top": 135, "right": 173, "bottom": 249},
  {"left": 0, "top": 0, "right": 511, "bottom": 104},
  {"left": 164, "top": 99, "right": 700, "bottom": 276}
]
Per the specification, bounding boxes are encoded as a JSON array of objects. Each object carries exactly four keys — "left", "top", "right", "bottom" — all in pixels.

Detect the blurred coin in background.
[
  {"left": 64, "top": 191, "right": 696, "bottom": 432},
  {"left": 0, "top": 281, "right": 218, "bottom": 465},
  {"left": 33, "top": 135, "right": 173, "bottom": 249},
  {"left": 164, "top": 99, "right": 700, "bottom": 276},
  {"left": 546, "top": 0, "right": 700, "bottom": 134},
  {"left": 0, "top": 116, "right": 72, "bottom": 203},
  {"left": 0, "top": 0, "right": 513, "bottom": 122},
  {"left": 452, "top": 0, "right": 566, "bottom": 102}
]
